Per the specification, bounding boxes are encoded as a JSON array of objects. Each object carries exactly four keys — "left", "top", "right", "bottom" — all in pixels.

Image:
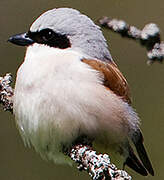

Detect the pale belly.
[{"left": 13, "top": 79, "right": 130, "bottom": 166}]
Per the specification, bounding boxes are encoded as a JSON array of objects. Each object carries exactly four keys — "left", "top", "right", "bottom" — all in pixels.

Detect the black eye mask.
[{"left": 27, "top": 29, "right": 71, "bottom": 49}]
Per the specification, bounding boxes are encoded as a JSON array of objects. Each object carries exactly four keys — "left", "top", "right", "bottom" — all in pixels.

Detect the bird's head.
[{"left": 8, "top": 8, "right": 112, "bottom": 60}]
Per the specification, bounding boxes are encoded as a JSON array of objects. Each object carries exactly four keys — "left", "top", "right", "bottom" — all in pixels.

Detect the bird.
[{"left": 8, "top": 8, "right": 154, "bottom": 176}]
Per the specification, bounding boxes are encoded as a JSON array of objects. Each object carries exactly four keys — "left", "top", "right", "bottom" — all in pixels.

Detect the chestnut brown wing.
[{"left": 82, "top": 59, "right": 131, "bottom": 104}]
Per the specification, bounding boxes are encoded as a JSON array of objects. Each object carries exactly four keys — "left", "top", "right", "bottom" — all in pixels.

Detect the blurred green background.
[{"left": 0, "top": 0, "right": 164, "bottom": 179}]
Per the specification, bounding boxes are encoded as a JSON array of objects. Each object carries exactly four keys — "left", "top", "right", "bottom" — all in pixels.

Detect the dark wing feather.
[
  {"left": 131, "top": 129, "right": 154, "bottom": 176},
  {"left": 125, "top": 145, "right": 148, "bottom": 176}
]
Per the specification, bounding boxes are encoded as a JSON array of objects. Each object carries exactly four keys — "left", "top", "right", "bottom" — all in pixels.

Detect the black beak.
[{"left": 8, "top": 32, "right": 34, "bottom": 46}]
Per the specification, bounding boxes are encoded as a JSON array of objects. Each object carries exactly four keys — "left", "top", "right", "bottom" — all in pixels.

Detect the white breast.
[{"left": 13, "top": 44, "right": 139, "bottom": 164}]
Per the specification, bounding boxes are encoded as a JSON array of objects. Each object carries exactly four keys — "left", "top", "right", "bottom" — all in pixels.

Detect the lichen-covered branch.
[
  {"left": 98, "top": 17, "right": 164, "bottom": 64},
  {"left": 0, "top": 73, "right": 13, "bottom": 112},
  {"left": 69, "top": 145, "right": 131, "bottom": 180},
  {"left": 0, "top": 73, "right": 131, "bottom": 179}
]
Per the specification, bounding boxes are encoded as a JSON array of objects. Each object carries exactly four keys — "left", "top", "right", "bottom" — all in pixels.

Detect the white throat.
[
  {"left": 17, "top": 43, "right": 96, "bottom": 88},
  {"left": 25, "top": 43, "right": 86, "bottom": 63}
]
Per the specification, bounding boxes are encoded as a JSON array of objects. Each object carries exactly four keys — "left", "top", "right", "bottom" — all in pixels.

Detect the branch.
[
  {"left": 69, "top": 145, "right": 131, "bottom": 180},
  {"left": 0, "top": 73, "right": 13, "bottom": 112},
  {"left": 0, "top": 73, "right": 131, "bottom": 180},
  {"left": 98, "top": 17, "right": 164, "bottom": 65}
]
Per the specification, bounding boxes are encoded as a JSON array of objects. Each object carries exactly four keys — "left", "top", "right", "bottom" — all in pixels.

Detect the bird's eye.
[{"left": 41, "top": 29, "right": 54, "bottom": 41}]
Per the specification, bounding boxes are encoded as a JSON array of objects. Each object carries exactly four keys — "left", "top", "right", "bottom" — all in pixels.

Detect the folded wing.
[{"left": 82, "top": 58, "right": 154, "bottom": 176}]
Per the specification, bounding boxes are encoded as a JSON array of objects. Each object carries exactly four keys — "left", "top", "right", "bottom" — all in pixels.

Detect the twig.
[
  {"left": 69, "top": 145, "right": 131, "bottom": 180},
  {"left": 98, "top": 17, "right": 164, "bottom": 64},
  {"left": 0, "top": 73, "right": 131, "bottom": 179},
  {"left": 0, "top": 73, "right": 13, "bottom": 112}
]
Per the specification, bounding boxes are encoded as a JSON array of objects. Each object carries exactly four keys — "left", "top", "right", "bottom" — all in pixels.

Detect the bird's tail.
[{"left": 125, "top": 129, "right": 154, "bottom": 176}]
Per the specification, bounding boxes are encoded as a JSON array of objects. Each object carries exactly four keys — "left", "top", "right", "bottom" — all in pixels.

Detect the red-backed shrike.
[{"left": 8, "top": 8, "right": 154, "bottom": 176}]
